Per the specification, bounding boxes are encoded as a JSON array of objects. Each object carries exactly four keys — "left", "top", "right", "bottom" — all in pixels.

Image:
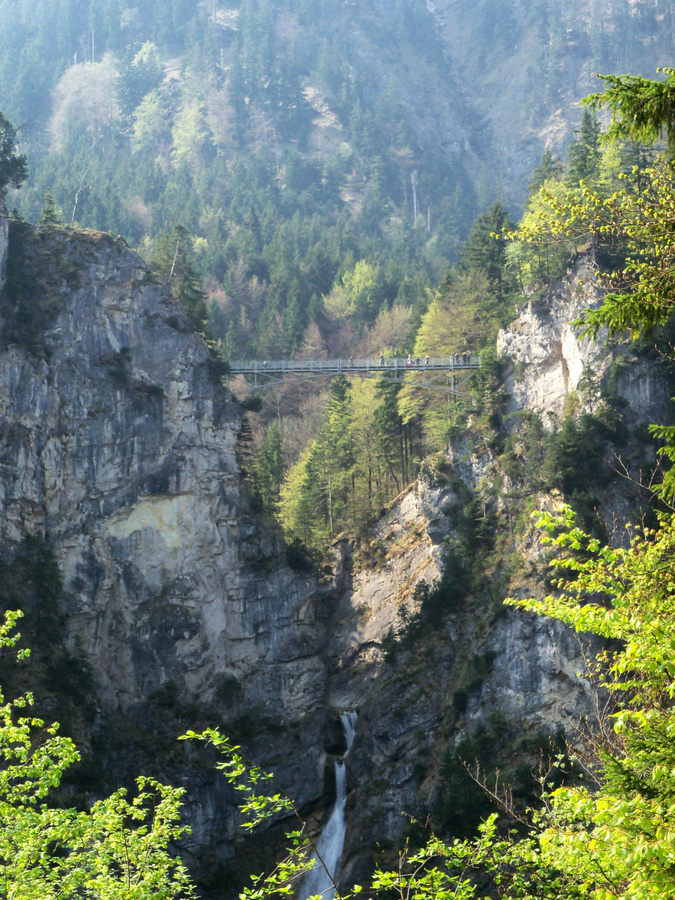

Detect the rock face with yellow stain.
[
  {"left": 0, "top": 229, "right": 328, "bottom": 725},
  {"left": 0, "top": 226, "right": 343, "bottom": 883}
]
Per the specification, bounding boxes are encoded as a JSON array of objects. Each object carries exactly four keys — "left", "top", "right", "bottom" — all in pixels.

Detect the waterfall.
[{"left": 298, "top": 711, "right": 358, "bottom": 900}]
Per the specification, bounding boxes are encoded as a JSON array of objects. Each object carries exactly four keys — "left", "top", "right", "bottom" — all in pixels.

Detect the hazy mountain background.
[{"left": 1, "top": 0, "right": 672, "bottom": 305}]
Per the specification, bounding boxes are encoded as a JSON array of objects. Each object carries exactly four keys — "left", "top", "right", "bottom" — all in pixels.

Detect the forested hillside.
[
  {"left": 0, "top": 0, "right": 671, "bottom": 554},
  {"left": 1, "top": 0, "right": 672, "bottom": 556},
  {"left": 1, "top": 0, "right": 476, "bottom": 346}
]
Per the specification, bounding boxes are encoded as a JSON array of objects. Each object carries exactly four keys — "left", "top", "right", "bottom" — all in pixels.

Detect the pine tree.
[
  {"left": 374, "top": 378, "right": 405, "bottom": 493},
  {"left": 279, "top": 442, "right": 329, "bottom": 551},
  {"left": 584, "top": 67, "right": 675, "bottom": 155},
  {"left": 0, "top": 112, "right": 27, "bottom": 193},
  {"left": 252, "top": 422, "right": 284, "bottom": 511},
  {"left": 38, "top": 190, "right": 62, "bottom": 226},
  {"left": 528, "top": 148, "right": 564, "bottom": 194},
  {"left": 315, "top": 375, "right": 354, "bottom": 536},
  {"left": 118, "top": 42, "right": 164, "bottom": 116},
  {"left": 151, "top": 225, "right": 208, "bottom": 332},
  {"left": 459, "top": 202, "right": 515, "bottom": 302},
  {"left": 566, "top": 109, "right": 601, "bottom": 185},
  {"left": 223, "top": 320, "right": 237, "bottom": 361}
]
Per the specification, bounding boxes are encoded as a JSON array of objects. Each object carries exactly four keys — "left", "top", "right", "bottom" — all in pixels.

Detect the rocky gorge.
[{"left": 0, "top": 212, "right": 671, "bottom": 895}]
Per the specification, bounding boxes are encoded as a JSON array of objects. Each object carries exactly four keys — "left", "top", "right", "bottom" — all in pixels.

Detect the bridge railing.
[{"left": 229, "top": 356, "right": 480, "bottom": 374}]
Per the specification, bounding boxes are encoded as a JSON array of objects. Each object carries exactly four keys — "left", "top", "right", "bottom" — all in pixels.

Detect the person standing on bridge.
[
  {"left": 425, "top": 355, "right": 429, "bottom": 366},
  {"left": 350, "top": 356, "right": 353, "bottom": 367},
  {"left": 380, "top": 353, "right": 385, "bottom": 366}
]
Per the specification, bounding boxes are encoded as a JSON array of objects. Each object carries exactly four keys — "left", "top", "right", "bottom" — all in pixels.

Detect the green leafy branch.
[
  {"left": 583, "top": 69, "right": 675, "bottom": 156},
  {"left": 0, "top": 609, "right": 195, "bottom": 900},
  {"left": 181, "top": 728, "right": 339, "bottom": 900}
]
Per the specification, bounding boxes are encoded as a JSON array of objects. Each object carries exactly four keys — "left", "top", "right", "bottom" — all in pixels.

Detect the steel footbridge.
[{"left": 228, "top": 355, "right": 480, "bottom": 397}]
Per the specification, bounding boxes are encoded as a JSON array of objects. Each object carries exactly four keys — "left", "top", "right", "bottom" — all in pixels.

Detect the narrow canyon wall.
[
  {"left": 325, "top": 473, "right": 602, "bottom": 884},
  {"left": 0, "top": 229, "right": 328, "bottom": 719},
  {"left": 0, "top": 228, "right": 338, "bottom": 878},
  {"left": 329, "top": 257, "right": 672, "bottom": 881}
]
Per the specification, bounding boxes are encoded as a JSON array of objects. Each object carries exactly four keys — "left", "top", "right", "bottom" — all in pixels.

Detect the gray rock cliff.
[
  {"left": 497, "top": 260, "right": 672, "bottom": 425},
  {"left": 0, "top": 226, "right": 335, "bottom": 881},
  {"left": 327, "top": 257, "right": 672, "bottom": 882},
  {"left": 0, "top": 229, "right": 326, "bottom": 719}
]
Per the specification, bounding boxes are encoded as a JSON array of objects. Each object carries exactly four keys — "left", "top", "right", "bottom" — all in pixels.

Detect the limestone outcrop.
[
  {"left": 327, "top": 258, "right": 672, "bottom": 881},
  {"left": 323, "top": 472, "right": 602, "bottom": 884},
  {"left": 497, "top": 260, "right": 671, "bottom": 425},
  {"left": 0, "top": 228, "right": 328, "bottom": 720}
]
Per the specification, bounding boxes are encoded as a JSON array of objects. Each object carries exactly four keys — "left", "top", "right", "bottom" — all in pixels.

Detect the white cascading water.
[{"left": 298, "top": 710, "right": 358, "bottom": 900}]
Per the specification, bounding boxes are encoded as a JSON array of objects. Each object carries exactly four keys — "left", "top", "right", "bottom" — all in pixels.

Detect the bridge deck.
[{"left": 229, "top": 356, "right": 480, "bottom": 376}]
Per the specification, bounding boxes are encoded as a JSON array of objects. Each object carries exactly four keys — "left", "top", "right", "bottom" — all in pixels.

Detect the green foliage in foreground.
[
  {"left": 501, "top": 508, "right": 675, "bottom": 899},
  {"left": 516, "top": 158, "right": 675, "bottom": 341},
  {"left": 584, "top": 67, "right": 675, "bottom": 156},
  {"left": 0, "top": 610, "right": 194, "bottom": 899}
]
